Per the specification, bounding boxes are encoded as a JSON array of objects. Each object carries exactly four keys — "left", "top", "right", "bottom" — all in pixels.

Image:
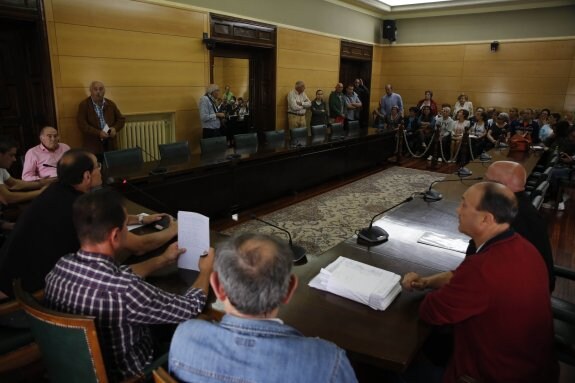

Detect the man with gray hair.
[
  {"left": 199, "top": 84, "right": 226, "bottom": 138},
  {"left": 287, "top": 80, "right": 311, "bottom": 135},
  {"left": 169, "top": 233, "right": 358, "bottom": 383},
  {"left": 77, "top": 80, "right": 125, "bottom": 155}
]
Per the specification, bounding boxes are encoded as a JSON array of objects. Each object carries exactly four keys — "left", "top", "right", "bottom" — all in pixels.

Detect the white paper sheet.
[
  {"left": 309, "top": 257, "right": 401, "bottom": 311},
  {"left": 177, "top": 211, "right": 210, "bottom": 271},
  {"left": 417, "top": 231, "right": 468, "bottom": 256}
]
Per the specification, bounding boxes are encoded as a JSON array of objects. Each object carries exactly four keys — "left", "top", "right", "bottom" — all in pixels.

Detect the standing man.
[
  {"left": 0, "top": 136, "right": 48, "bottom": 205},
  {"left": 169, "top": 233, "right": 358, "bottom": 383},
  {"left": 354, "top": 78, "right": 370, "bottom": 128},
  {"left": 343, "top": 84, "right": 362, "bottom": 125},
  {"left": 199, "top": 84, "right": 225, "bottom": 139},
  {"left": 380, "top": 84, "right": 404, "bottom": 118},
  {"left": 329, "top": 83, "right": 346, "bottom": 124},
  {"left": 22, "top": 126, "right": 70, "bottom": 181},
  {"left": 402, "top": 182, "right": 558, "bottom": 383},
  {"left": 287, "top": 81, "right": 311, "bottom": 135},
  {"left": 77, "top": 81, "right": 125, "bottom": 155},
  {"left": 45, "top": 189, "right": 214, "bottom": 380}
]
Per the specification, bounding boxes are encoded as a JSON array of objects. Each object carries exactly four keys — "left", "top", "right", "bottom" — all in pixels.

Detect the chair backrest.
[
  {"left": 532, "top": 194, "right": 543, "bottom": 210},
  {"left": 330, "top": 123, "right": 344, "bottom": 138},
  {"left": 200, "top": 136, "right": 227, "bottom": 155},
  {"left": 347, "top": 120, "right": 360, "bottom": 134},
  {"left": 158, "top": 141, "right": 190, "bottom": 163},
  {"left": 234, "top": 133, "right": 258, "bottom": 153},
  {"left": 13, "top": 280, "right": 109, "bottom": 383},
  {"left": 290, "top": 127, "right": 308, "bottom": 141},
  {"left": 153, "top": 367, "right": 179, "bottom": 383},
  {"left": 264, "top": 130, "right": 285, "bottom": 147},
  {"left": 311, "top": 124, "right": 327, "bottom": 138},
  {"left": 103, "top": 147, "right": 143, "bottom": 170}
]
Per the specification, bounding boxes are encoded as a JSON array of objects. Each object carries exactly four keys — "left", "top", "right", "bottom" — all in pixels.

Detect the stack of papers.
[{"left": 309, "top": 257, "right": 401, "bottom": 311}]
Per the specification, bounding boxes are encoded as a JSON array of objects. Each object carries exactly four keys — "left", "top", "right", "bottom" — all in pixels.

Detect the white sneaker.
[
  {"left": 438, "top": 158, "right": 443, "bottom": 163},
  {"left": 558, "top": 202, "right": 566, "bottom": 211},
  {"left": 541, "top": 202, "right": 555, "bottom": 209},
  {"left": 427, "top": 155, "right": 433, "bottom": 161}
]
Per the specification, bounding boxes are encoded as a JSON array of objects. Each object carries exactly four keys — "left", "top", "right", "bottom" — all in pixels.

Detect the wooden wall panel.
[
  {"left": 463, "top": 60, "right": 572, "bottom": 77},
  {"left": 381, "top": 61, "right": 463, "bottom": 77},
  {"left": 276, "top": 27, "right": 339, "bottom": 132},
  {"left": 56, "top": 24, "right": 205, "bottom": 62},
  {"left": 48, "top": 0, "right": 209, "bottom": 148},
  {"left": 52, "top": 0, "right": 205, "bottom": 37},
  {"left": 381, "top": 45, "right": 465, "bottom": 62},
  {"left": 464, "top": 41, "right": 575, "bottom": 61},
  {"left": 59, "top": 57, "right": 204, "bottom": 87}
]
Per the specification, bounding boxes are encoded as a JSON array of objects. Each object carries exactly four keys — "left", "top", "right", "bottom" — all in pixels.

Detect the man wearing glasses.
[{"left": 0, "top": 149, "right": 175, "bottom": 299}]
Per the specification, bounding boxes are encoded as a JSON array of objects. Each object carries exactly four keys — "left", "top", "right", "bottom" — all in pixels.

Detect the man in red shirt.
[{"left": 402, "top": 182, "right": 558, "bottom": 383}]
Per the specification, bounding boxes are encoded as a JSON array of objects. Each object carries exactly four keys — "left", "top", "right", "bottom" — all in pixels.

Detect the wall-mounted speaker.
[{"left": 383, "top": 20, "right": 396, "bottom": 42}]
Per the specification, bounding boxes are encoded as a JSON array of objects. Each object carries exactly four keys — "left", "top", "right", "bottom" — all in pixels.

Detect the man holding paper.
[
  {"left": 77, "top": 80, "right": 125, "bottom": 155},
  {"left": 45, "top": 189, "right": 214, "bottom": 380},
  {"left": 169, "top": 233, "right": 358, "bottom": 383},
  {"left": 402, "top": 182, "right": 557, "bottom": 383}
]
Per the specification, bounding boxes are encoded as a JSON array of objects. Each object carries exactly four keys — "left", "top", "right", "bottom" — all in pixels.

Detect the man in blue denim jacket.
[{"left": 169, "top": 233, "right": 358, "bottom": 383}]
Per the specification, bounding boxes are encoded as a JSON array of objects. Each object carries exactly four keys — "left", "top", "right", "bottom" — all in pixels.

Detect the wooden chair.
[
  {"left": 153, "top": 367, "right": 178, "bottom": 383},
  {"left": 0, "top": 296, "right": 41, "bottom": 374},
  {"left": 13, "top": 279, "right": 110, "bottom": 383}
]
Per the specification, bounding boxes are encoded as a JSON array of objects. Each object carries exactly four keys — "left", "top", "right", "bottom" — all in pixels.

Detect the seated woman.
[
  {"left": 416, "top": 90, "right": 438, "bottom": 117},
  {"left": 486, "top": 112, "right": 509, "bottom": 149},
  {"left": 384, "top": 105, "right": 402, "bottom": 131},
  {"left": 470, "top": 109, "right": 488, "bottom": 156},
  {"left": 451, "top": 109, "right": 470, "bottom": 161},
  {"left": 453, "top": 93, "right": 473, "bottom": 119},
  {"left": 418, "top": 105, "right": 436, "bottom": 149}
]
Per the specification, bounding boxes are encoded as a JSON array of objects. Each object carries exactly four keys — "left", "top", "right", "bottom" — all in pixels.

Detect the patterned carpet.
[{"left": 223, "top": 167, "right": 445, "bottom": 257}]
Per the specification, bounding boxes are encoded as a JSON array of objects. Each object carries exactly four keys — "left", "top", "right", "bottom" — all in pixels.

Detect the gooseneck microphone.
[
  {"left": 357, "top": 196, "right": 413, "bottom": 246},
  {"left": 251, "top": 215, "right": 306, "bottom": 263},
  {"left": 136, "top": 145, "right": 167, "bottom": 175},
  {"left": 424, "top": 176, "right": 483, "bottom": 202}
]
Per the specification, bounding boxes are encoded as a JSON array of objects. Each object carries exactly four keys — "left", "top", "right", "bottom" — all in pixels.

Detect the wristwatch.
[{"left": 138, "top": 213, "right": 146, "bottom": 225}]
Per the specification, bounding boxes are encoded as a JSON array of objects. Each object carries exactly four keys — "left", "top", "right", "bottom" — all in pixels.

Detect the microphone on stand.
[
  {"left": 357, "top": 196, "right": 413, "bottom": 246},
  {"left": 423, "top": 176, "right": 482, "bottom": 202},
  {"left": 136, "top": 145, "right": 167, "bottom": 175},
  {"left": 251, "top": 215, "right": 306, "bottom": 263}
]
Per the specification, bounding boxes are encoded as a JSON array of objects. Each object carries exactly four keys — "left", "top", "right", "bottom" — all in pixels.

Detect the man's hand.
[
  {"left": 142, "top": 213, "right": 166, "bottom": 226},
  {"left": 198, "top": 248, "right": 215, "bottom": 274},
  {"left": 99, "top": 130, "right": 109, "bottom": 139},
  {"left": 216, "top": 112, "right": 226, "bottom": 119},
  {"left": 401, "top": 272, "right": 428, "bottom": 291},
  {"left": 109, "top": 127, "right": 117, "bottom": 138},
  {"left": 161, "top": 242, "right": 186, "bottom": 265},
  {"left": 560, "top": 152, "right": 573, "bottom": 164}
]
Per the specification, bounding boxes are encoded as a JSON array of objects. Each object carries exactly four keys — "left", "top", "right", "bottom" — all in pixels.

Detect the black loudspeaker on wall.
[{"left": 383, "top": 20, "right": 396, "bottom": 42}]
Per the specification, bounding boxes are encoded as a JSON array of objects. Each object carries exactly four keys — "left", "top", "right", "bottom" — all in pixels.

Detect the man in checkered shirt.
[{"left": 45, "top": 189, "right": 214, "bottom": 379}]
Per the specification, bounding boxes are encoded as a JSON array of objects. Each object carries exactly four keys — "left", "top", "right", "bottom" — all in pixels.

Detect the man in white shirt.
[{"left": 287, "top": 81, "right": 311, "bottom": 136}]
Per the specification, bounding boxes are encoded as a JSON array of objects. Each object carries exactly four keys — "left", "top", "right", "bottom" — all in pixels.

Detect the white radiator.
[{"left": 118, "top": 120, "right": 173, "bottom": 161}]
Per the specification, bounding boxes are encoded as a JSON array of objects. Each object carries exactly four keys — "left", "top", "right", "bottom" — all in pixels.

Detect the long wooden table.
[
  {"left": 133, "top": 146, "right": 544, "bottom": 373},
  {"left": 276, "top": 147, "right": 544, "bottom": 372},
  {"left": 110, "top": 129, "right": 396, "bottom": 220}
]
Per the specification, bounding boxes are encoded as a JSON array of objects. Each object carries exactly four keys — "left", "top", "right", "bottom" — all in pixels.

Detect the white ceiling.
[{"left": 331, "top": 0, "right": 575, "bottom": 18}]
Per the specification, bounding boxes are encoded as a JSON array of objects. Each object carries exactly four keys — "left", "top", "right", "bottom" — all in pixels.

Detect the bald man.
[
  {"left": 482, "top": 161, "right": 554, "bottom": 291},
  {"left": 404, "top": 182, "right": 558, "bottom": 383},
  {"left": 77, "top": 81, "right": 125, "bottom": 155}
]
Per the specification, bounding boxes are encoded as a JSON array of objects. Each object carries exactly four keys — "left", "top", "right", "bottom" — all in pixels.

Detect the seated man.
[
  {"left": 482, "top": 161, "right": 555, "bottom": 291},
  {"left": 22, "top": 126, "right": 70, "bottom": 181},
  {"left": 45, "top": 189, "right": 214, "bottom": 379},
  {"left": 402, "top": 182, "right": 558, "bottom": 383},
  {"left": 0, "top": 149, "right": 176, "bottom": 297},
  {"left": 169, "top": 233, "right": 358, "bottom": 383},
  {"left": 0, "top": 136, "right": 50, "bottom": 205}
]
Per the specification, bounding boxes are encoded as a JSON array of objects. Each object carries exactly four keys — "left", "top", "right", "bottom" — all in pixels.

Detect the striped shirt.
[{"left": 45, "top": 250, "right": 206, "bottom": 379}]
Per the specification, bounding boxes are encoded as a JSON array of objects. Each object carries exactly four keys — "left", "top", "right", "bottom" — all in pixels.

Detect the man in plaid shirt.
[{"left": 45, "top": 189, "right": 214, "bottom": 379}]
